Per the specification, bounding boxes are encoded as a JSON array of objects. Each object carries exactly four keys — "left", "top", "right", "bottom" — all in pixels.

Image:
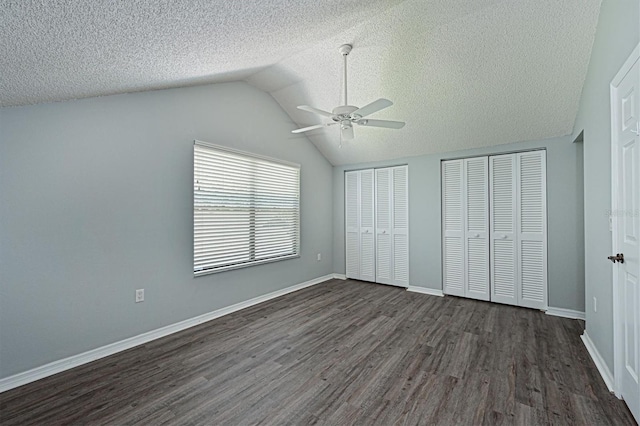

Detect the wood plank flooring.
[{"left": 0, "top": 279, "right": 635, "bottom": 425}]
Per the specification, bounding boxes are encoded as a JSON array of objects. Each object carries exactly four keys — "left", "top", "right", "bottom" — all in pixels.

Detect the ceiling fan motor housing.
[{"left": 332, "top": 105, "right": 360, "bottom": 122}]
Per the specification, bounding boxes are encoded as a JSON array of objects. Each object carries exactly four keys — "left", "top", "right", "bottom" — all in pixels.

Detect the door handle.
[
  {"left": 474, "top": 233, "right": 480, "bottom": 238},
  {"left": 607, "top": 253, "right": 625, "bottom": 264},
  {"left": 501, "top": 235, "right": 508, "bottom": 239}
]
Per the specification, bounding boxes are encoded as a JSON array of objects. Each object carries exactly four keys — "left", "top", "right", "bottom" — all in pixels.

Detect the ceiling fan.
[{"left": 292, "top": 44, "right": 405, "bottom": 141}]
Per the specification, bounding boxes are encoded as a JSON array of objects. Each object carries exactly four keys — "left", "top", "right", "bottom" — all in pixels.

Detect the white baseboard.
[
  {"left": 0, "top": 273, "right": 335, "bottom": 394},
  {"left": 545, "top": 307, "right": 586, "bottom": 320},
  {"left": 332, "top": 273, "right": 347, "bottom": 280},
  {"left": 581, "top": 332, "right": 615, "bottom": 393},
  {"left": 406, "top": 286, "right": 444, "bottom": 297}
]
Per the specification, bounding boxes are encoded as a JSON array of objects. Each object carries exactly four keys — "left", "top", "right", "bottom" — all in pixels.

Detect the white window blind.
[{"left": 194, "top": 141, "right": 300, "bottom": 276}]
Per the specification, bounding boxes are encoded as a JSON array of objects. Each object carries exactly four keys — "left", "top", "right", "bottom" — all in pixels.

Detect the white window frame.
[{"left": 193, "top": 140, "right": 300, "bottom": 276}]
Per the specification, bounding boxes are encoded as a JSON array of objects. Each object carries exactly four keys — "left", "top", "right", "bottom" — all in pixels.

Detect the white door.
[
  {"left": 611, "top": 50, "right": 640, "bottom": 422},
  {"left": 375, "top": 167, "right": 393, "bottom": 285},
  {"left": 442, "top": 159, "right": 465, "bottom": 296},
  {"left": 345, "top": 171, "right": 360, "bottom": 279},
  {"left": 489, "top": 151, "right": 547, "bottom": 309},
  {"left": 392, "top": 166, "right": 409, "bottom": 287},
  {"left": 359, "top": 169, "right": 376, "bottom": 282},
  {"left": 443, "top": 158, "right": 489, "bottom": 300},
  {"left": 345, "top": 169, "right": 376, "bottom": 282},
  {"left": 490, "top": 154, "right": 518, "bottom": 305},
  {"left": 465, "top": 157, "right": 490, "bottom": 300},
  {"left": 374, "top": 166, "right": 409, "bottom": 287},
  {"left": 516, "top": 151, "right": 547, "bottom": 310}
]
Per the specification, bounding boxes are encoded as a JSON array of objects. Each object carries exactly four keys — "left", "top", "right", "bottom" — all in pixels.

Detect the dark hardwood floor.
[{"left": 0, "top": 279, "right": 635, "bottom": 425}]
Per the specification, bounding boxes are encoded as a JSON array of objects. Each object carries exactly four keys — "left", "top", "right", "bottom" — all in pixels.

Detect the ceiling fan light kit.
[{"left": 292, "top": 44, "right": 405, "bottom": 141}]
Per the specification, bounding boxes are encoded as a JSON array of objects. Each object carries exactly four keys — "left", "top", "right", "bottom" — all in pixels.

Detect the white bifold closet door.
[
  {"left": 345, "top": 170, "right": 375, "bottom": 282},
  {"left": 490, "top": 151, "right": 547, "bottom": 309},
  {"left": 489, "top": 154, "right": 518, "bottom": 305},
  {"left": 375, "top": 168, "right": 392, "bottom": 284},
  {"left": 345, "top": 171, "right": 360, "bottom": 279},
  {"left": 465, "top": 157, "right": 490, "bottom": 300},
  {"left": 442, "top": 157, "right": 490, "bottom": 300},
  {"left": 375, "top": 166, "right": 409, "bottom": 287},
  {"left": 391, "top": 166, "right": 409, "bottom": 287},
  {"left": 442, "top": 160, "right": 464, "bottom": 296}
]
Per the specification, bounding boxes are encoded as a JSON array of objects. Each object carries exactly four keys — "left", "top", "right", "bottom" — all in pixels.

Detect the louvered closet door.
[
  {"left": 375, "top": 167, "right": 393, "bottom": 285},
  {"left": 345, "top": 171, "right": 360, "bottom": 279},
  {"left": 442, "top": 160, "right": 465, "bottom": 297},
  {"left": 392, "top": 166, "right": 409, "bottom": 287},
  {"left": 465, "top": 157, "right": 490, "bottom": 300},
  {"left": 359, "top": 169, "right": 376, "bottom": 282},
  {"left": 490, "top": 154, "right": 518, "bottom": 305},
  {"left": 516, "top": 151, "right": 547, "bottom": 309}
]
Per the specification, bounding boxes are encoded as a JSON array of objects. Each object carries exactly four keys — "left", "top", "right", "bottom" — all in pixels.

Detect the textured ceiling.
[{"left": 1, "top": 0, "right": 601, "bottom": 165}]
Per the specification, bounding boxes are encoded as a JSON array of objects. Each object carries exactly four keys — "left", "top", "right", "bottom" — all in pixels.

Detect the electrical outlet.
[
  {"left": 135, "top": 289, "right": 144, "bottom": 303},
  {"left": 317, "top": 253, "right": 322, "bottom": 261},
  {"left": 593, "top": 297, "right": 597, "bottom": 313}
]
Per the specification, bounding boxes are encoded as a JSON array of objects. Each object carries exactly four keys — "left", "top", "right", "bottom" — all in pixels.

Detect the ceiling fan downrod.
[{"left": 339, "top": 44, "right": 352, "bottom": 107}]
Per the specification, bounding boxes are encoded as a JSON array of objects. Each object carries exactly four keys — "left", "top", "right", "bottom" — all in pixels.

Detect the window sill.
[{"left": 194, "top": 254, "right": 300, "bottom": 277}]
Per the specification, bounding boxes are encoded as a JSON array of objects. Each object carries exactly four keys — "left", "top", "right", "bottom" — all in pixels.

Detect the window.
[{"left": 194, "top": 141, "right": 300, "bottom": 276}]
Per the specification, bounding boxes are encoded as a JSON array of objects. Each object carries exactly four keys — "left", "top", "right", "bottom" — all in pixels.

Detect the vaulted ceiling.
[{"left": 1, "top": 0, "right": 601, "bottom": 165}]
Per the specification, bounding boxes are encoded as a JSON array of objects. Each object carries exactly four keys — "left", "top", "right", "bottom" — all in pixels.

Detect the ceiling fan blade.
[
  {"left": 297, "top": 105, "right": 335, "bottom": 118},
  {"left": 341, "top": 124, "right": 354, "bottom": 140},
  {"left": 353, "top": 98, "right": 393, "bottom": 118},
  {"left": 291, "top": 124, "right": 325, "bottom": 134},
  {"left": 291, "top": 122, "right": 338, "bottom": 134},
  {"left": 357, "top": 119, "right": 405, "bottom": 129}
]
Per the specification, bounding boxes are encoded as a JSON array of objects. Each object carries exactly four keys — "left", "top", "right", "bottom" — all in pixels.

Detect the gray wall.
[
  {"left": 333, "top": 136, "right": 585, "bottom": 312},
  {"left": 571, "top": 0, "right": 639, "bottom": 372},
  {"left": 0, "top": 82, "right": 334, "bottom": 379}
]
